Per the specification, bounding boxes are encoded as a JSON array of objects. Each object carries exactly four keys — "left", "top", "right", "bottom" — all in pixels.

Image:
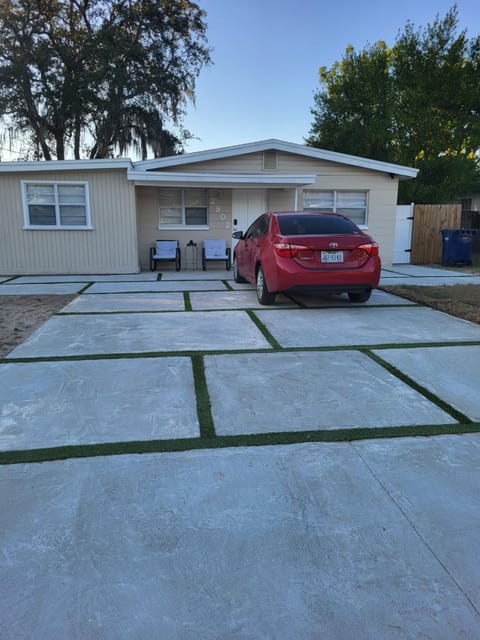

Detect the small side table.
[{"left": 184, "top": 242, "right": 198, "bottom": 271}]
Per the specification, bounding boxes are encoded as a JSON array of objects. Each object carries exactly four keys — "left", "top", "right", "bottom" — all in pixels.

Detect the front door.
[{"left": 232, "top": 189, "right": 268, "bottom": 250}]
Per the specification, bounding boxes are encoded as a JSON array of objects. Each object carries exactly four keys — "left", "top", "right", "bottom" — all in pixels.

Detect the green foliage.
[
  {"left": 400, "top": 154, "right": 480, "bottom": 203},
  {"left": 308, "top": 42, "right": 394, "bottom": 162},
  {"left": 0, "top": 0, "right": 211, "bottom": 159},
  {"left": 307, "top": 5, "right": 480, "bottom": 203}
]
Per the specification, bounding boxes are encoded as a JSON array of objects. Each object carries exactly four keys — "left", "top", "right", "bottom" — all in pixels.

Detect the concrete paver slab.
[
  {"left": 353, "top": 434, "right": 480, "bottom": 609},
  {"left": 6, "top": 311, "right": 271, "bottom": 358},
  {"left": 190, "top": 290, "right": 296, "bottom": 310},
  {"left": 87, "top": 280, "right": 228, "bottom": 293},
  {"left": 1, "top": 442, "right": 479, "bottom": 639},
  {"left": 381, "top": 275, "right": 480, "bottom": 286},
  {"left": 161, "top": 270, "right": 232, "bottom": 280},
  {"left": 256, "top": 306, "right": 480, "bottom": 348},
  {"left": 382, "top": 265, "right": 469, "bottom": 277},
  {"left": 375, "top": 346, "right": 480, "bottom": 421},
  {"left": 62, "top": 292, "right": 185, "bottom": 313},
  {"left": 11, "top": 273, "right": 158, "bottom": 283},
  {"left": 0, "top": 358, "right": 199, "bottom": 450},
  {"left": 0, "top": 282, "right": 88, "bottom": 295},
  {"left": 291, "top": 289, "right": 415, "bottom": 307},
  {"left": 228, "top": 281, "right": 255, "bottom": 290},
  {"left": 192, "top": 289, "right": 414, "bottom": 308},
  {"left": 205, "top": 351, "right": 455, "bottom": 434}
]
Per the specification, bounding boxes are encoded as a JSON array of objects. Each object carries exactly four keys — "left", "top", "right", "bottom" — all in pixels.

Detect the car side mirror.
[{"left": 232, "top": 231, "right": 243, "bottom": 239}]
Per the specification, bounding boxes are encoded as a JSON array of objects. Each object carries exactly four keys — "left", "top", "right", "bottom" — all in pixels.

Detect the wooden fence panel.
[{"left": 410, "top": 204, "right": 461, "bottom": 264}]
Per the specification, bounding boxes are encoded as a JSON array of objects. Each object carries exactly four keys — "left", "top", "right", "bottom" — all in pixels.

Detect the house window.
[
  {"left": 158, "top": 188, "right": 208, "bottom": 227},
  {"left": 22, "top": 181, "right": 91, "bottom": 229},
  {"left": 303, "top": 190, "right": 368, "bottom": 226},
  {"left": 263, "top": 151, "right": 278, "bottom": 170}
]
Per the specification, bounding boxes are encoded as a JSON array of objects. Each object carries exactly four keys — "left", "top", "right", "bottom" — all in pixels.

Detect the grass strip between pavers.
[
  {"left": 2, "top": 423, "right": 480, "bottom": 465},
  {"left": 55, "top": 303, "right": 421, "bottom": 316},
  {"left": 183, "top": 291, "right": 192, "bottom": 311},
  {"left": 246, "top": 310, "right": 282, "bottom": 350},
  {"left": 223, "top": 279, "right": 234, "bottom": 291},
  {"left": 3, "top": 340, "right": 480, "bottom": 365},
  {"left": 191, "top": 354, "right": 216, "bottom": 438},
  {"left": 78, "top": 282, "right": 94, "bottom": 293},
  {"left": 364, "top": 350, "right": 473, "bottom": 424}
]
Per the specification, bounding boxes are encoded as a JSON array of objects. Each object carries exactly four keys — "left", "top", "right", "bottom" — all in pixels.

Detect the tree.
[
  {"left": 308, "top": 42, "right": 394, "bottom": 162},
  {"left": 307, "top": 5, "right": 480, "bottom": 203},
  {"left": 0, "top": 0, "right": 211, "bottom": 160}
]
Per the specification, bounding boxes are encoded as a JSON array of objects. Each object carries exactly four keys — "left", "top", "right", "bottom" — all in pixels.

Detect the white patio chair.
[
  {"left": 149, "top": 240, "right": 181, "bottom": 272},
  {"left": 202, "top": 239, "right": 231, "bottom": 271}
]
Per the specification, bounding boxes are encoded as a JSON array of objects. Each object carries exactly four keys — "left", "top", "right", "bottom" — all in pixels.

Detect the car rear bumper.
[
  {"left": 285, "top": 282, "right": 375, "bottom": 295},
  {"left": 268, "top": 257, "right": 381, "bottom": 293}
]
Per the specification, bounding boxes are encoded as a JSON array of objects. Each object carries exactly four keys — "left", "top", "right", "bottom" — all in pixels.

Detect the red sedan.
[{"left": 232, "top": 211, "right": 381, "bottom": 305}]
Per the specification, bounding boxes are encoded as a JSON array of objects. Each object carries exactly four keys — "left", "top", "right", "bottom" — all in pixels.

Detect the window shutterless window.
[
  {"left": 158, "top": 188, "right": 208, "bottom": 227},
  {"left": 303, "top": 190, "right": 368, "bottom": 226},
  {"left": 22, "top": 181, "right": 91, "bottom": 229}
]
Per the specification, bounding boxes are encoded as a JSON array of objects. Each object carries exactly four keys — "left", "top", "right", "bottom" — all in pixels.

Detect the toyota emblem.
[{"left": 329, "top": 241, "right": 338, "bottom": 248}]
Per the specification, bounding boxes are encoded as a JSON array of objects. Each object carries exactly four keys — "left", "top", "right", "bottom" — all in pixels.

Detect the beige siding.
[
  {"left": 154, "top": 151, "right": 399, "bottom": 263},
  {"left": 267, "top": 189, "right": 296, "bottom": 211},
  {"left": 0, "top": 169, "right": 138, "bottom": 275},
  {"left": 297, "top": 166, "right": 399, "bottom": 264},
  {"left": 164, "top": 153, "right": 264, "bottom": 173},
  {"left": 136, "top": 187, "right": 233, "bottom": 270},
  {"left": 160, "top": 151, "right": 368, "bottom": 176}
]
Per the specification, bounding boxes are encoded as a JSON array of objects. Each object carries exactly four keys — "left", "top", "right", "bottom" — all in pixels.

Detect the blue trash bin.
[{"left": 441, "top": 229, "right": 475, "bottom": 266}]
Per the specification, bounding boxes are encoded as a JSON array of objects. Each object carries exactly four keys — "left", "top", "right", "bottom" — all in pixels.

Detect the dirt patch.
[
  {"left": 0, "top": 295, "right": 76, "bottom": 358},
  {"left": 382, "top": 284, "right": 480, "bottom": 325}
]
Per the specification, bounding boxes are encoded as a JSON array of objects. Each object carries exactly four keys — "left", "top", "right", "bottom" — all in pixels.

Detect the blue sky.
[{"left": 182, "top": 0, "right": 479, "bottom": 153}]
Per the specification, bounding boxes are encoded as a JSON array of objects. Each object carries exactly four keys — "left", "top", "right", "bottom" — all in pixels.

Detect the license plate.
[{"left": 321, "top": 251, "right": 344, "bottom": 263}]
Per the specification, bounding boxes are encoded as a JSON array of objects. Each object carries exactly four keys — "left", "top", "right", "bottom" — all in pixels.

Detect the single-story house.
[{"left": 0, "top": 139, "right": 417, "bottom": 275}]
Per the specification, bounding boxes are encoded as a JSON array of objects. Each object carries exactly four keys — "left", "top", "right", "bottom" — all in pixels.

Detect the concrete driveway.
[{"left": 1, "top": 265, "right": 480, "bottom": 638}]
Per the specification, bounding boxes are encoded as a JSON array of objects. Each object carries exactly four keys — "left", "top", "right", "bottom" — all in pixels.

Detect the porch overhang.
[{"left": 127, "top": 170, "right": 316, "bottom": 189}]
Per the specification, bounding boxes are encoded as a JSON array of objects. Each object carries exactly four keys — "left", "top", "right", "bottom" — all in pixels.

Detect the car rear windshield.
[{"left": 277, "top": 214, "right": 360, "bottom": 235}]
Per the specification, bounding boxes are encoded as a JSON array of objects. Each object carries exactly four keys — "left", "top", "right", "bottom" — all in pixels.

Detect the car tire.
[
  {"left": 233, "top": 257, "right": 247, "bottom": 283},
  {"left": 348, "top": 289, "right": 372, "bottom": 303},
  {"left": 256, "top": 266, "right": 276, "bottom": 305}
]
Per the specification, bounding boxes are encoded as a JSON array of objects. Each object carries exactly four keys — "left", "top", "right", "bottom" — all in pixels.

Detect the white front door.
[{"left": 232, "top": 189, "right": 268, "bottom": 250}]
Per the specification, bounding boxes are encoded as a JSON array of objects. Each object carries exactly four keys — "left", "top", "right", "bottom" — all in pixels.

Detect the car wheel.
[
  {"left": 348, "top": 289, "right": 372, "bottom": 303},
  {"left": 233, "top": 257, "right": 247, "bottom": 283},
  {"left": 256, "top": 266, "right": 276, "bottom": 305}
]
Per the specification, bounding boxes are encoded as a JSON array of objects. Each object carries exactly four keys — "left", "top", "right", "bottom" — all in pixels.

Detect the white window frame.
[
  {"left": 303, "top": 190, "right": 369, "bottom": 228},
  {"left": 158, "top": 188, "right": 209, "bottom": 230},
  {"left": 22, "top": 180, "right": 92, "bottom": 230}
]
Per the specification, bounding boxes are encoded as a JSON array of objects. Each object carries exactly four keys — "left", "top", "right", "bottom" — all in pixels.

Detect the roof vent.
[{"left": 263, "top": 150, "right": 278, "bottom": 170}]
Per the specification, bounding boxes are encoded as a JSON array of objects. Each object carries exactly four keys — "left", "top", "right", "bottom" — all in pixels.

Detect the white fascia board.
[
  {"left": 0, "top": 158, "right": 133, "bottom": 173},
  {"left": 285, "top": 147, "right": 418, "bottom": 178},
  {"left": 133, "top": 140, "right": 282, "bottom": 170},
  {"left": 128, "top": 170, "right": 316, "bottom": 187},
  {"left": 133, "top": 138, "right": 418, "bottom": 179}
]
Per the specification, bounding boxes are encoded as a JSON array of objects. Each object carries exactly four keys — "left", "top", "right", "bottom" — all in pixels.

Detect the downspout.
[{"left": 294, "top": 188, "right": 298, "bottom": 211}]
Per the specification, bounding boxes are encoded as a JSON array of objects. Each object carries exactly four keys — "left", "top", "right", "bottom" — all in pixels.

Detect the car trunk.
[{"left": 276, "top": 234, "right": 376, "bottom": 270}]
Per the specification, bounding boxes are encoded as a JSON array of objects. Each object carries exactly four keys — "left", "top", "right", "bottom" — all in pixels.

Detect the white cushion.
[
  {"left": 204, "top": 240, "right": 227, "bottom": 259},
  {"left": 154, "top": 241, "right": 177, "bottom": 259}
]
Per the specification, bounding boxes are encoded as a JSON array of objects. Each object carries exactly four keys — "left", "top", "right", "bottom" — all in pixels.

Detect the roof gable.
[{"left": 134, "top": 138, "right": 418, "bottom": 178}]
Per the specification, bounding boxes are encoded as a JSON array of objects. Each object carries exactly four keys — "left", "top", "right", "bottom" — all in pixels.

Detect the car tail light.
[
  {"left": 349, "top": 242, "right": 379, "bottom": 266},
  {"left": 273, "top": 243, "right": 315, "bottom": 260},
  {"left": 357, "top": 242, "right": 379, "bottom": 257}
]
